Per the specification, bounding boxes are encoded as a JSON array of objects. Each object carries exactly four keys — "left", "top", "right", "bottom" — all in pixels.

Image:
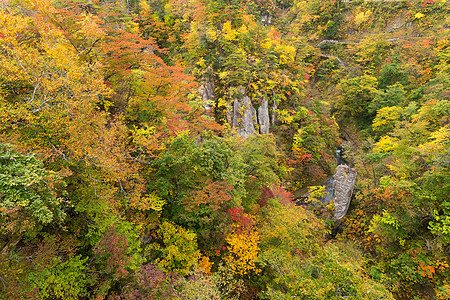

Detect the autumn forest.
[{"left": 0, "top": 0, "right": 449, "bottom": 299}]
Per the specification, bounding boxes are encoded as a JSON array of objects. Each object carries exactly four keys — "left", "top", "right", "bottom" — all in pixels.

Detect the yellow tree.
[
  {"left": 0, "top": 1, "right": 147, "bottom": 214},
  {"left": 224, "top": 229, "right": 260, "bottom": 277}
]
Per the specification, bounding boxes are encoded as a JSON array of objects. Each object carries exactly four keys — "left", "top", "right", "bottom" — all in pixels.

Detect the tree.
[
  {"left": 333, "top": 75, "right": 378, "bottom": 128},
  {"left": 287, "top": 107, "right": 340, "bottom": 188},
  {"left": 153, "top": 221, "right": 201, "bottom": 275},
  {"left": 378, "top": 63, "right": 410, "bottom": 90},
  {"left": 258, "top": 201, "right": 393, "bottom": 299},
  {"left": 224, "top": 229, "right": 260, "bottom": 277},
  {"left": 369, "top": 83, "right": 407, "bottom": 116},
  {"left": 0, "top": 144, "right": 66, "bottom": 243},
  {"left": 372, "top": 106, "right": 404, "bottom": 135}
]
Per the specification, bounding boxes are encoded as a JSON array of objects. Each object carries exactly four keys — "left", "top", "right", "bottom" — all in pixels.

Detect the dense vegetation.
[{"left": 0, "top": 0, "right": 448, "bottom": 299}]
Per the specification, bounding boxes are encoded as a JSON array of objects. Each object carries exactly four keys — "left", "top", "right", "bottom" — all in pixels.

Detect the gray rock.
[
  {"left": 272, "top": 100, "right": 278, "bottom": 126},
  {"left": 199, "top": 80, "right": 214, "bottom": 111},
  {"left": 258, "top": 97, "right": 270, "bottom": 134},
  {"left": 232, "top": 97, "right": 241, "bottom": 128},
  {"left": 228, "top": 91, "right": 273, "bottom": 137},
  {"left": 251, "top": 102, "right": 257, "bottom": 129},
  {"left": 333, "top": 165, "right": 357, "bottom": 220},
  {"left": 232, "top": 95, "right": 256, "bottom": 138}
]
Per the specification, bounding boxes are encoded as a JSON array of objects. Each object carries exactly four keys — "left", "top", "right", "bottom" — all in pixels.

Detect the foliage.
[
  {"left": 258, "top": 202, "right": 394, "bottom": 299},
  {"left": 177, "top": 271, "right": 222, "bottom": 300},
  {"left": 333, "top": 75, "right": 378, "bottom": 128},
  {"left": 93, "top": 226, "right": 133, "bottom": 280},
  {"left": 117, "top": 264, "right": 180, "bottom": 300},
  {"left": 153, "top": 221, "right": 200, "bottom": 275},
  {"left": 258, "top": 202, "right": 325, "bottom": 262},
  {"left": 284, "top": 107, "right": 340, "bottom": 188},
  {"left": 0, "top": 234, "right": 83, "bottom": 299},
  {"left": 0, "top": 144, "right": 66, "bottom": 237},
  {"left": 369, "top": 83, "right": 407, "bottom": 115},
  {"left": 224, "top": 230, "right": 260, "bottom": 277},
  {"left": 0, "top": 0, "right": 449, "bottom": 298},
  {"left": 28, "top": 255, "right": 88, "bottom": 300}
]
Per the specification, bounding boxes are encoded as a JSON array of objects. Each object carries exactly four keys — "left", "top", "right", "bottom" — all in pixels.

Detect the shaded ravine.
[
  {"left": 293, "top": 148, "right": 348, "bottom": 205},
  {"left": 316, "top": 148, "right": 349, "bottom": 202}
]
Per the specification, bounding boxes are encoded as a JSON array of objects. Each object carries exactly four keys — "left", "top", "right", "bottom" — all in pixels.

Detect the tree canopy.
[{"left": 0, "top": 0, "right": 449, "bottom": 299}]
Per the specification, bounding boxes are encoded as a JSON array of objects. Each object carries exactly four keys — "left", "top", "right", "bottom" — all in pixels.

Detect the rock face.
[
  {"left": 232, "top": 95, "right": 256, "bottom": 138},
  {"left": 211, "top": 86, "right": 277, "bottom": 137},
  {"left": 333, "top": 165, "right": 357, "bottom": 220},
  {"left": 199, "top": 80, "right": 214, "bottom": 111},
  {"left": 230, "top": 93, "right": 275, "bottom": 137},
  {"left": 272, "top": 100, "right": 278, "bottom": 126},
  {"left": 257, "top": 97, "right": 270, "bottom": 134}
]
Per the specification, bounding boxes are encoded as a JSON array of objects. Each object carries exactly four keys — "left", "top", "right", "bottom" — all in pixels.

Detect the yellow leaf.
[{"left": 414, "top": 12, "right": 425, "bottom": 19}]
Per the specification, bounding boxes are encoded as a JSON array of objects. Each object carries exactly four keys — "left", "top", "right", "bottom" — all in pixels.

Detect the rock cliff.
[
  {"left": 232, "top": 95, "right": 257, "bottom": 138},
  {"left": 333, "top": 165, "right": 357, "bottom": 220},
  {"left": 229, "top": 93, "right": 275, "bottom": 137},
  {"left": 200, "top": 83, "right": 275, "bottom": 137}
]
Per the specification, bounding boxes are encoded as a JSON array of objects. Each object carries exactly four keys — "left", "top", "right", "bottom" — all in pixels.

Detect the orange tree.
[{"left": 0, "top": 0, "right": 220, "bottom": 297}]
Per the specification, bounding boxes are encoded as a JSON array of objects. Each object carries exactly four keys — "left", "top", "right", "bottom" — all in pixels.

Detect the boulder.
[{"left": 333, "top": 165, "right": 357, "bottom": 220}]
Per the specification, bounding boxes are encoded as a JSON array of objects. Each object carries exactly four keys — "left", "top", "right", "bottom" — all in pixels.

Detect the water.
[
  {"left": 336, "top": 148, "right": 347, "bottom": 165},
  {"left": 318, "top": 177, "right": 335, "bottom": 203}
]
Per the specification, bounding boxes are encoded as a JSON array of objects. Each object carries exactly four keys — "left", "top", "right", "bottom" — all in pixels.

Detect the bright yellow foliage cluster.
[
  {"left": 277, "top": 109, "right": 294, "bottom": 124},
  {"left": 224, "top": 230, "right": 260, "bottom": 276},
  {"left": 372, "top": 106, "right": 403, "bottom": 133},
  {"left": 354, "top": 9, "right": 372, "bottom": 26},
  {"left": 374, "top": 136, "right": 398, "bottom": 153}
]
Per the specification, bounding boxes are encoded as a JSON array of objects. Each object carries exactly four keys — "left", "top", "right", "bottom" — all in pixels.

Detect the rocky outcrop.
[
  {"left": 200, "top": 81, "right": 277, "bottom": 137},
  {"left": 272, "top": 100, "right": 278, "bottom": 126},
  {"left": 257, "top": 97, "right": 270, "bottom": 134},
  {"left": 199, "top": 80, "right": 214, "bottom": 111},
  {"left": 333, "top": 165, "right": 357, "bottom": 220},
  {"left": 230, "top": 92, "right": 274, "bottom": 137},
  {"left": 232, "top": 95, "right": 256, "bottom": 138}
]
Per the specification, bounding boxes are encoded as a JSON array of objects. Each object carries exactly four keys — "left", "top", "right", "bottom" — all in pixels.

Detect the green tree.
[
  {"left": 333, "top": 75, "right": 378, "bottom": 128},
  {"left": 369, "top": 83, "right": 407, "bottom": 116},
  {"left": 0, "top": 144, "right": 66, "bottom": 240}
]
